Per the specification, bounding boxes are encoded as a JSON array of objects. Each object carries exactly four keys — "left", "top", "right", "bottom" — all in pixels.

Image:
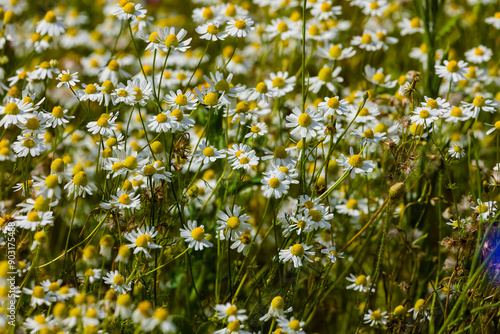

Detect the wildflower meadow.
[{"left": 1, "top": 0, "right": 500, "bottom": 333}]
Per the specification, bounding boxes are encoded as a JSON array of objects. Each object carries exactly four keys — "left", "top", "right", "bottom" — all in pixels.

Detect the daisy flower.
[
  {"left": 156, "top": 26, "right": 192, "bottom": 53},
  {"left": 398, "top": 17, "right": 424, "bottom": 35},
  {"left": 465, "top": 45, "right": 492, "bottom": 64},
  {"left": 435, "top": 60, "right": 469, "bottom": 82},
  {"left": 261, "top": 170, "right": 291, "bottom": 198},
  {"left": 245, "top": 122, "right": 268, "bottom": 139},
  {"left": 103, "top": 270, "right": 131, "bottom": 294},
  {"left": 350, "top": 104, "right": 380, "bottom": 124},
  {"left": 461, "top": 95, "right": 497, "bottom": 118},
  {"left": 262, "top": 146, "right": 296, "bottom": 166},
  {"left": 364, "top": 309, "right": 389, "bottom": 327},
  {"left": 279, "top": 243, "right": 314, "bottom": 268},
  {"left": 259, "top": 296, "right": 292, "bottom": 322},
  {"left": 442, "top": 106, "right": 472, "bottom": 123},
  {"left": 24, "top": 315, "right": 55, "bottom": 333},
  {"left": 214, "top": 303, "right": 248, "bottom": 323},
  {"left": 214, "top": 320, "right": 251, "bottom": 334},
  {"left": 408, "top": 299, "right": 430, "bottom": 320},
  {"left": 31, "top": 61, "right": 60, "bottom": 80},
  {"left": 99, "top": 60, "right": 131, "bottom": 85},
  {"left": 421, "top": 96, "right": 450, "bottom": 115},
  {"left": 277, "top": 317, "right": 306, "bottom": 334},
  {"left": 336, "top": 147, "right": 376, "bottom": 179},
  {"left": 84, "top": 268, "right": 102, "bottom": 284},
  {"left": 36, "top": 10, "right": 66, "bottom": 37},
  {"left": 113, "top": 83, "right": 136, "bottom": 105},
  {"left": 23, "top": 285, "right": 56, "bottom": 307},
  {"left": 318, "top": 43, "right": 356, "bottom": 61},
  {"left": 45, "top": 105, "right": 74, "bottom": 128},
  {"left": 148, "top": 110, "right": 178, "bottom": 133},
  {"left": 124, "top": 226, "right": 162, "bottom": 258},
  {"left": 285, "top": 107, "right": 323, "bottom": 138},
  {"left": 115, "top": 294, "right": 133, "bottom": 319},
  {"left": 169, "top": 108, "right": 195, "bottom": 131},
  {"left": 139, "top": 161, "right": 172, "bottom": 182},
  {"left": 193, "top": 139, "right": 225, "bottom": 165},
  {"left": 308, "top": 66, "right": 343, "bottom": 93},
  {"left": 318, "top": 96, "right": 350, "bottom": 117},
  {"left": 64, "top": 171, "right": 97, "bottom": 198},
  {"left": 265, "top": 71, "right": 296, "bottom": 98},
  {"left": 351, "top": 128, "right": 387, "bottom": 145},
  {"left": 112, "top": 2, "right": 146, "bottom": 20},
  {"left": 196, "top": 21, "right": 227, "bottom": 41},
  {"left": 321, "top": 246, "right": 344, "bottom": 264},
  {"left": 76, "top": 83, "right": 104, "bottom": 103},
  {"left": 362, "top": 0, "right": 388, "bottom": 16},
  {"left": 485, "top": 12, "right": 500, "bottom": 29},
  {"left": 163, "top": 89, "right": 197, "bottom": 110},
  {"left": 486, "top": 121, "right": 500, "bottom": 136},
  {"left": 86, "top": 112, "right": 119, "bottom": 136},
  {"left": 12, "top": 134, "right": 45, "bottom": 157},
  {"left": 231, "top": 151, "right": 259, "bottom": 170},
  {"left": 180, "top": 220, "right": 213, "bottom": 251},
  {"left": 473, "top": 200, "right": 497, "bottom": 220},
  {"left": 351, "top": 30, "right": 381, "bottom": 51},
  {"left": 410, "top": 106, "right": 440, "bottom": 127},
  {"left": 15, "top": 211, "right": 54, "bottom": 231},
  {"left": 365, "top": 65, "right": 397, "bottom": 88},
  {"left": 204, "top": 72, "right": 243, "bottom": 104},
  {"left": 230, "top": 233, "right": 252, "bottom": 255},
  {"left": 0, "top": 97, "right": 34, "bottom": 128},
  {"left": 195, "top": 85, "right": 223, "bottom": 109},
  {"left": 216, "top": 205, "right": 251, "bottom": 240},
  {"left": 346, "top": 273, "right": 372, "bottom": 292},
  {"left": 266, "top": 18, "right": 297, "bottom": 40},
  {"left": 311, "top": 1, "right": 342, "bottom": 20},
  {"left": 226, "top": 17, "right": 254, "bottom": 37},
  {"left": 56, "top": 70, "right": 79, "bottom": 88},
  {"left": 284, "top": 213, "right": 315, "bottom": 236},
  {"left": 101, "top": 191, "right": 141, "bottom": 210},
  {"left": 226, "top": 143, "right": 252, "bottom": 162}
]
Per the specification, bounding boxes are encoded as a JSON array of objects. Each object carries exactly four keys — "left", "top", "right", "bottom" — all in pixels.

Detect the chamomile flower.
[
  {"left": 261, "top": 170, "right": 291, "bottom": 198},
  {"left": 180, "top": 220, "right": 213, "bottom": 251},
  {"left": 163, "top": 89, "right": 197, "bottom": 110},
  {"left": 362, "top": 0, "right": 388, "bottom": 16},
  {"left": 56, "top": 70, "right": 79, "bottom": 88},
  {"left": 156, "top": 27, "right": 192, "bottom": 52},
  {"left": 262, "top": 145, "right": 296, "bottom": 166},
  {"left": 435, "top": 60, "right": 469, "bottom": 82},
  {"left": 230, "top": 233, "right": 252, "bottom": 255},
  {"left": 285, "top": 107, "right": 323, "bottom": 138},
  {"left": 217, "top": 205, "right": 251, "bottom": 240},
  {"left": 486, "top": 121, "right": 500, "bottom": 136},
  {"left": 196, "top": 21, "right": 227, "bottom": 41},
  {"left": 214, "top": 303, "right": 248, "bottom": 323},
  {"left": 346, "top": 273, "right": 372, "bottom": 292},
  {"left": 265, "top": 71, "right": 296, "bottom": 98},
  {"left": 115, "top": 294, "right": 133, "bottom": 319},
  {"left": 279, "top": 243, "right": 314, "bottom": 268},
  {"left": 226, "top": 17, "right": 254, "bottom": 37},
  {"left": 485, "top": 12, "right": 500, "bottom": 29},
  {"left": 408, "top": 299, "right": 430, "bottom": 320},
  {"left": 148, "top": 110, "right": 178, "bottom": 133},
  {"left": 195, "top": 86, "right": 223, "bottom": 109},
  {"left": 15, "top": 211, "right": 53, "bottom": 231},
  {"left": 278, "top": 317, "right": 306, "bottom": 334},
  {"left": 351, "top": 104, "right": 380, "bottom": 124},
  {"left": 45, "top": 105, "right": 74, "bottom": 128},
  {"left": 12, "top": 134, "right": 45, "bottom": 157},
  {"left": 311, "top": 1, "right": 342, "bottom": 20},
  {"left": 465, "top": 45, "right": 492, "bottom": 64},
  {"left": 260, "top": 296, "right": 292, "bottom": 322},
  {"left": 351, "top": 128, "right": 387, "bottom": 145},
  {"left": 86, "top": 112, "right": 119, "bottom": 136},
  {"left": 64, "top": 171, "right": 97, "bottom": 198},
  {"left": 442, "top": 106, "right": 472, "bottom": 122},
  {"left": 23, "top": 285, "right": 56, "bottom": 307},
  {"left": 284, "top": 213, "right": 315, "bottom": 236},
  {"left": 102, "top": 191, "right": 141, "bottom": 210},
  {"left": 335, "top": 198, "right": 368, "bottom": 218},
  {"left": 24, "top": 315, "right": 55, "bottom": 333},
  {"left": 321, "top": 246, "right": 344, "bottom": 264},
  {"left": 365, "top": 65, "right": 397, "bottom": 88},
  {"left": 318, "top": 96, "right": 350, "bottom": 117},
  {"left": 99, "top": 60, "right": 131, "bottom": 85},
  {"left": 204, "top": 71, "right": 243, "bottom": 103},
  {"left": 411, "top": 107, "right": 440, "bottom": 126},
  {"left": 336, "top": 147, "right": 376, "bottom": 179},
  {"left": 125, "top": 226, "right": 162, "bottom": 258},
  {"left": 84, "top": 268, "right": 102, "bottom": 284},
  {"left": 112, "top": 2, "right": 146, "bottom": 20},
  {"left": 318, "top": 43, "right": 356, "bottom": 61},
  {"left": 308, "top": 66, "right": 343, "bottom": 93},
  {"left": 193, "top": 140, "right": 225, "bottom": 164},
  {"left": 461, "top": 95, "right": 497, "bottom": 118},
  {"left": 231, "top": 151, "right": 259, "bottom": 170},
  {"left": 36, "top": 10, "right": 66, "bottom": 37},
  {"left": 214, "top": 320, "right": 250, "bottom": 334},
  {"left": 245, "top": 122, "right": 268, "bottom": 139},
  {"left": 473, "top": 199, "right": 497, "bottom": 220},
  {"left": 351, "top": 30, "right": 381, "bottom": 51},
  {"left": 0, "top": 97, "right": 34, "bottom": 128},
  {"left": 76, "top": 83, "right": 104, "bottom": 103},
  {"left": 169, "top": 108, "right": 195, "bottom": 131},
  {"left": 364, "top": 309, "right": 388, "bottom": 327},
  {"left": 103, "top": 270, "right": 131, "bottom": 294},
  {"left": 398, "top": 17, "right": 424, "bottom": 35}
]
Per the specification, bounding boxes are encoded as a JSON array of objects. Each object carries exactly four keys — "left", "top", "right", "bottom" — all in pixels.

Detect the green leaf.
[
  {"left": 171, "top": 315, "right": 194, "bottom": 334},
  {"left": 196, "top": 321, "right": 217, "bottom": 334}
]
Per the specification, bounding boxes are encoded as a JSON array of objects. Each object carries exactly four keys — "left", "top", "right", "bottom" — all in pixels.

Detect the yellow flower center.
[
  {"left": 148, "top": 31, "right": 159, "bottom": 43},
  {"left": 123, "top": 3, "right": 136, "bottom": 14},
  {"left": 450, "top": 107, "right": 462, "bottom": 117},
  {"left": 327, "top": 97, "right": 340, "bottom": 109},
  {"left": 4, "top": 102, "right": 19, "bottom": 115},
  {"left": 191, "top": 226, "right": 205, "bottom": 241},
  {"left": 277, "top": 21, "right": 288, "bottom": 33},
  {"left": 309, "top": 24, "right": 320, "bottom": 36},
  {"left": 32, "top": 286, "right": 45, "bottom": 299},
  {"left": 203, "top": 147, "right": 215, "bottom": 157},
  {"left": 272, "top": 77, "right": 285, "bottom": 88},
  {"left": 370, "top": 2, "right": 379, "bottom": 9},
  {"left": 118, "top": 194, "right": 131, "bottom": 205},
  {"left": 45, "top": 174, "right": 59, "bottom": 188},
  {"left": 207, "top": 24, "right": 219, "bottom": 35},
  {"left": 35, "top": 315, "right": 46, "bottom": 325},
  {"left": 269, "top": 177, "right": 281, "bottom": 189},
  {"left": 372, "top": 73, "right": 385, "bottom": 84},
  {"left": 113, "top": 274, "right": 125, "bottom": 286},
  {"left": 278, "top": 166, "right": 289, "bottom": 174},
  {"left": 60, "top": 73, "right": 72, "bottom": 82},
  {"left": 226, "top": 306, "right": 238, "bottom": 316},
  {"left": 174, "top": 94, "right": 188, "bottom": 106},
  {"left": 108, "top": 60, "right": 120, "bottom": 71},
  {"left": 23, "top": 138, "right": 36, "bottom": 148},
  {"left": 165, "top": 34, "right": 179, "bottom": 47},
  {"left": 472, "top": 95, "right": 485, "bottom": 107},
  {"left": 123, "top": 156, "right": 138, "bottom": 170},
  {"left": 394, "top": 305, "right": 405, "bottom": 317},
  {"left": 85, "top": 84, "right": 98, "bottom": 95},
  {"left": 50, "top": 106, "right": 64, "bottom": 119},
  {"left": 410, "top": 17, "right": 421, "bottom": 28},
  {"left": 204, "top": 92, "right": 219, "bottom": 106},
  {"left": 4, "top": 10, "right": 15, "bottom": 24},
  {"left": 227, "top": 216, "right": 240, "bottom": 229},
  {"left": 371, "top": 310, "right": 382, "bottom": 321},
  {"left": 328, "top": 45, "right": 342, "bottom": 59},
  {"left": 453, "top": 146, "right": 463, "bottom": 153},
  {"left": 363, "top": 129, "right": 374, "bottom": 139},
  {"left": 73, "top": 171, "right": 88, "bottom": 186},
  {"left": 117, "top": 294, "right": 132, "bottom": 306},
  {"left": 298, "top": 113, "right": 312, "bottom": 127},
  {"left": 34, "top": 196, "right": 50, "bottom": 211},
  {"left": 97, "top": 114, "right": 111, "bottom": 127},
  {"left": 49, "top": 282, "right": 60, "bottom": 292},
  {"left": 289, "top": 319, "right": 301, "bottom": 331},
  {"left": 271, "top": 296, "right": 285, "bottom": 309},
  {"left": 227, "top": 320, "right": 241, "bottom": 332},
  {"left": 346, "top": 199, "right": 358, "bottom": 210},
  {"left": 474, "top": 48, "right": 484, "bottom": 56},
  {"left": 251, "top": 125, "right": 261, "bottom": 133},
  {"left": 171, "top": 109, "right": 184, "bottom": 121},
  {"left": 234, "top": 19, "right": 247, "bottom": 30},
  {"left": 274, "top": 145, "right": 287, "bottom": 159},
  {"left": 494, "top": 121, "right": 500, "bottom": 130},
  {"left": 290, "top": 244, "right": 305, "bottom": 257},
  {"left": 359, "top": 108, "right": 369, "bottom": 116},
  {"left": 203, "top": 7, "right": 214, "bottom": 19},
  {"left": 256, "top": 82, "right": 268, "bottom": 93},
  {"left": 135, "top": 234, "right": 152, "bottom": 248},
  {"left": 446, "top": 60, "right": 459, "bottom": 73},
  {"left": 318, "top": 67, "right": 332, "bottom": 82},
  {"left": 414, "top": 299, "right": 425, "bottom": 311},
  {"left": 419, "top": 109, "right": 430, "bottom": 119},
  {"left": 27, "top": 211, "right": 40, "bottom": 222},
  {"left": 426, "top": 99, "right": 438, "bottom": 109},
  {"left": 348, "top": 154, "right": 364, "bottom": 168},
  {"left": 361, "top": 34, "right": 372, "bottom": 44},
  {"left": 355, "top": 275, "right": 367, "bottom": 285},
  {"left": 45, "top": 11, "right": 57, "bottom": 23},
  {"left": 477, "top": 204, "right": 488, "bottom": 214},
  {"left": 308, "top": 209, "right": 322, "bottom": 222},
  {"left": 25, "top": 117, "right": 39, "bottom": 130},
  {"left": 239, "top": 156, "right": 250, "bottom": 164},
  {"left": 156, "top": 113, "right": 168, "bottom": 123},
  {"left": 321, "top": 2, "right": 332, "bottom": 11},
  {"left": 226, "top": 5, "right": 236, "bottom": 17},
  {"left": 297, "top": 220, "right": 306, "bottom": 228}
]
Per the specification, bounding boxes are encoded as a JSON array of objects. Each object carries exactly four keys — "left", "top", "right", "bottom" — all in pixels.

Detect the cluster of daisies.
[{"left": 1, "top": 0, "right": 500, "bottom": 333}]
